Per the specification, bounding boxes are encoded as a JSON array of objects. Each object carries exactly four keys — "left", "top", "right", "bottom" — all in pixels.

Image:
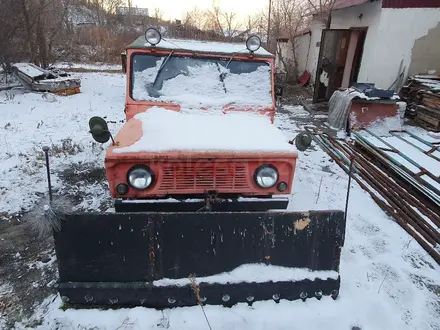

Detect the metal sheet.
[
  {"left": 382, "top": 0, "right": 440, "bottom": 8},
  {"left": 114, "top": 199, "right": 289, "bottom": 212},
  {"left": 58, "top": 277, "right": 341, "bottom": 307},
  {"left": 53, "top": 210, "right": 346, "bottom": 283},
  {"left": 53, "top": 210, "right": 345, "bottom": 307}
]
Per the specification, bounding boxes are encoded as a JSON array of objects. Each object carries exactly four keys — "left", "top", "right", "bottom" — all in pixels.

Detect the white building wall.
[
  {"left": 330, "top": 0, "right": 383, "bottom": 85},
  {"left": 331, "top": 1, "right": 440, "bottom": 89},
  {"left": 330, "top": 1, "right": 382, "bottom": 29},
  {"left": 294, "top": 33, "right": 311, "bottom": 74},
  {"left": 305, "top": 20, "right": 326, "bottom": 83},
  {"left": 277, "top": 1, "right": 440, "bottom": 89},
  {"left": 275, "top": 41, "right": 293, "bottom": 72},
  {"left": 283, "top": 20, "right": 326, "bottom": 82},
  {"left": 365, "top": 8, "right": 440, "bottom": 88}
]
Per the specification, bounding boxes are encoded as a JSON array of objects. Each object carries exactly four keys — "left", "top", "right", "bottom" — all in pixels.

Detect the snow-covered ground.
[
  {"left": 0, "top": 72, "right": 125, "bottom": 218},
  {"left": 54, "top": 62, "right": 122, "bottom": 71},
  {"left": 0, "top": 75, "right": 439, "bottom": 330}
]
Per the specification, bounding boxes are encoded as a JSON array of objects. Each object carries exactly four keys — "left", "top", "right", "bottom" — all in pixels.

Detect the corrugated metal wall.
[{"left": 382, "top": 0, "right": 440, "bottom": 8}]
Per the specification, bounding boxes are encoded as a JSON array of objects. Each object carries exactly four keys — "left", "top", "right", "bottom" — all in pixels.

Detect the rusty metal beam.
[
  {"left": 323, "top": 134, "right": 440, "bottom": 245},
  {"left": 307, "top": 128, "right": 440, "bottom": 264}
]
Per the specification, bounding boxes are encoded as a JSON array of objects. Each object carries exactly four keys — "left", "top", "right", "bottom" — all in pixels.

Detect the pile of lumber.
[
  {"left": 401, "top": 75, "right": 440, "bottom": 131},
  {"left": 306, "top": 127, "right": 440, "bottom": 264}
]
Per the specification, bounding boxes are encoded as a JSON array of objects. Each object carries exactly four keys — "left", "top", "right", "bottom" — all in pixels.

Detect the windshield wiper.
[
  {"left": 152, "top": 51, "right": 174, "bottom": 88},
  {"left": 215, "top": 61, "right": 227, "bottom": 93},
  {"left": 218, "top": 53, "right": 237, "bottom": 89},
  {"left": 226, "top": 54, "right": 235, "bottom": 68}
]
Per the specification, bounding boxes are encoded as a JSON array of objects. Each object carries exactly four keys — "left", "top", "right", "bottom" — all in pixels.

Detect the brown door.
[{"left": 313, "top": 29, "right": 351, "bottom": 103}]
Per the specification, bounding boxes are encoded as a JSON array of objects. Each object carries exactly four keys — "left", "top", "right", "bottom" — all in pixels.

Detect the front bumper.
[{"left": 114, "top": 197, "right": 289, "bottom": 212}]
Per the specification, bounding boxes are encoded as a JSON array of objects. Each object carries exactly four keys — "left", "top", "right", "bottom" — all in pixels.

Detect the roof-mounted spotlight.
[
  {"left": 246, "top": 35, "right": 261, "bottom": 53},
  {"left": 145, "top": 28, "right": 162, "bottom": 46}
]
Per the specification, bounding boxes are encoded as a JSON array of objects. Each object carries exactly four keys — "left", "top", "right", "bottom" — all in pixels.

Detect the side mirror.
[
  {"left": 295, "top": 132, "right": 312, "bottom": 151},
  {"left": 89, "top": 117, "right": 112, "bottom": 143}
]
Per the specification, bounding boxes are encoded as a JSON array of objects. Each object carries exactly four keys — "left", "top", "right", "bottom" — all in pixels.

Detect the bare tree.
[
  {"left": 152, "top": 8, "right": 164, "bottom": 21},
  {"left": 8, "top": 0, "right": 73, "bottom": 67},
  {"left": 253, "top": 0, "right": 309, "bottom": 79},
  {"left": 222, "top": 11, "right": 242, "bottom": 40},
  {"left": 182, "top": 6, "right": 204, "bottom": 29},
  {"left": 204, "top": 4, "right": 243, "bottom": 40},
  {"left": 0, "top": 0, "right": 24, "bottom": 71},
  {"left": 205, "top": 5, "right": 224, "bottom": 36},
  {"left": 306, "top": 0, "right": 337, "bottom": 27},
  {"left": 105, "top": 0, "right": 124, "bottom": 14}
]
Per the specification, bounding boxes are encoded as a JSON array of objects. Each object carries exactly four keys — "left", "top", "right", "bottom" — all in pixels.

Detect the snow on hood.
[{"left": 113, "top": 107, "right": 297, "bottom": 154}]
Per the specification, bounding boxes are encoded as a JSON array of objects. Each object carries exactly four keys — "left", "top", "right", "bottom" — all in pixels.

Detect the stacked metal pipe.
[{"left": 305, "top": 127, "right": 440, "bottom": 264}]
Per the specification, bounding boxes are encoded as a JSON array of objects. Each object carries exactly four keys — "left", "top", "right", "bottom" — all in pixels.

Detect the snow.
[
  {"left": 348, "top": 88, "right": 400, "bottom": 101},
  {"left": 412, "top": 78, "right": 440, "bottom": 90},
  {"left": 55, "top": 62, "right": 121, "bottom": 71},
  {"left": 1, "top": 72, "right": 440, "bottom": 330},
  {"left": 132, "top": 60, "right": 272, "bottom": 108},
  {"left": 282, "top": 104, "right": 310, "bottom": 117},
  {"left": 116, "top": 6, "right": 148, "bottom": 16},
  {"left": 0, "top": 283, "right": 13, "bottom": 295},
  {"left": 0, "top": 72, "right": 125, "bottom": 217},
  {"left": 67, "top": 4, "right": 99, "bottom": 26},
  {"left": 13, "top": 126, "right": 440, "bottom": 329},
  {"left": 38, "top": 76, "right": 81, "bottom": 83},
  {"left": 363, "top": 133, "right": 440, "bottom": 193},
  {"left": 154, "top": 265, "right": 338, "bottom": 287},
  {"left": 114, "top": 107, "right": 296, "bottom": 154},
  {"left": 361, "top": 115, "right": 403, "bottom": 136},
  {"left": 13, "top": 63, "right": 45, "bottom": 78},
  {"left": 413, "top": 78, "right": 440, "bottom": 88},
  {"left": 140, "top": 38, "right": 273, "bottom": 57},
  {"left": 394, "top": 135, "right": 440, "bottom": 158}
]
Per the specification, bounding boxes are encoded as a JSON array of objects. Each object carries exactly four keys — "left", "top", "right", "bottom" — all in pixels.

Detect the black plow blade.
[{"left": 53, "top": 210, "right": 346, "bottom": 307}]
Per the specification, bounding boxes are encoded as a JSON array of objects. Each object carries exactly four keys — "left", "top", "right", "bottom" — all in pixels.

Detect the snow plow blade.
[{"left": 53, "top": 210, "right": 345, "bottom": 307}]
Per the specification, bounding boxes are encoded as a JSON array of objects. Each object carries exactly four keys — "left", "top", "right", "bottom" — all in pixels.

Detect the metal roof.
[
  {"left": 126, "top": 36, "right": 275, "bottom": 58},
  {"left": 333, "top": 0, "right": 440, "bottom": 9},
  {"left": 333, "top": 0, "right": 370, "bottom": 10},
  {"left": 382, "top": 0, "right": 440, "bottom": 8}
]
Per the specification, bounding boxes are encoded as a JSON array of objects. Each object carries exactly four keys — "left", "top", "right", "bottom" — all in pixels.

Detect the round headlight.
[
  {"left": 128, "top": 166, "right": 154, "bottom": 190},
  {"left": 145, "top": 28, "right": 161, "bottom": 46},
  {"left": 246, "top": 35, "right": 261, "bottom": 52},
  {"left": 254, "top": 165, "right": 278, "bottom": 188}
]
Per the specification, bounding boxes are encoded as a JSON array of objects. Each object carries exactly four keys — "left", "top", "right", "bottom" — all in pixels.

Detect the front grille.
[{"left": 159, "top": 163, "right": 250, "bottom": 192}]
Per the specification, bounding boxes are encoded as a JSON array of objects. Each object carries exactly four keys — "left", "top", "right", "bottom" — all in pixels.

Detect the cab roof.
[{"left": 126, "top": 36, "right": 275, "bottom": 58}]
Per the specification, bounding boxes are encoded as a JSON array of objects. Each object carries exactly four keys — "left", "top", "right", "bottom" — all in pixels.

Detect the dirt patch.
[
  {"left": 281, "top": 84, "right": 313, "bottom": 105},
  {"left": 0, "top": 215, "right": 56, "bottom": 329},
  {"left": 56, "top": 163, "right": 111, "bottom": 212},
  {"left": 59, "top": 163, "right": 106, "bottom": 186},
  {"left": 320, "top": 165, "right": 335, "bottom": 174},
  {"left": 0, "top": 163, "right": 110, "bottom": 328}
]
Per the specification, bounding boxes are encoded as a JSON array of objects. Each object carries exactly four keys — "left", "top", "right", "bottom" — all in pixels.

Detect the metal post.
[
  {"left": 344, "top": 155, "right": 354, "bottom": 223},
  {"left": 42, "top": 146, "right": 53, "bottom": 202}
]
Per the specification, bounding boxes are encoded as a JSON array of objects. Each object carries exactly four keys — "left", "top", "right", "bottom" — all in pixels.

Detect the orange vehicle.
[{"left": 52, "top": 29, "right": 346, "bottom": 308}]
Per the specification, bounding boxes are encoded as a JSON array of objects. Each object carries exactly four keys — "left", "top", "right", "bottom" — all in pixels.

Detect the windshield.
[{"left": 131, "top": 54, "right": 272, "bottom": 109}]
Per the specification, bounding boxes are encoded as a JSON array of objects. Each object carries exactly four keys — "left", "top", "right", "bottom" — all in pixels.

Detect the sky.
[{"left": 132, "top": 0, "right": 270, "bottom": 21}]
